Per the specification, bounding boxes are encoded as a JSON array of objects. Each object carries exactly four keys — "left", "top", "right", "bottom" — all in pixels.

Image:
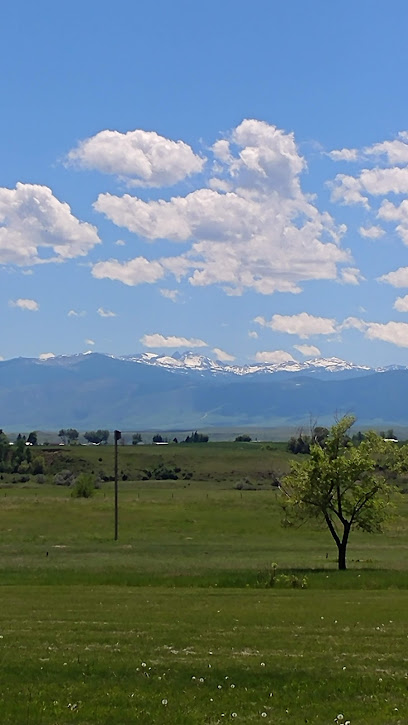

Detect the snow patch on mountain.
[{"left": 35, "top": 350, "right": 388, "bottom": 378}]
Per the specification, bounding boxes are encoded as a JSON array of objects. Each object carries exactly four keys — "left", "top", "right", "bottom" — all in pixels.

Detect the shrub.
[
  {"left": 17, "top": 461, "right": 30, "bottom": 475},
  {"left": 152, "top": 463, "right": 178, "bottom": 480},
  {"left": 54, "top": 469, "right": 75, "bottom": 486},
  {"left": 235, "top": 434, "right": 252, "bottom": 442},
  {"left": 257, "top": 563, "right": 308, "bottom": 589},
  {"left": 71, "top": 473, "right": 95, "bottom": 498},
  {"left": 234, "top": 477, "right": 256, "bottom": 490},
  {"left": 31, "top": 456, "right": 45, "bottom": 475}
]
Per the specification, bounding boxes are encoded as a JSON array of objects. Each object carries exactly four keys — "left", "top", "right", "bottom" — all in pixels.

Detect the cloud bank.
[
  {"left": 67, "top": 129, "right": 205, "bottom": 187},
  {"left": 0, "top": 183, "right": 100, "bottom": 266},
  {"left": 92, "top": 119, "right": 351, "bottom": 296}
]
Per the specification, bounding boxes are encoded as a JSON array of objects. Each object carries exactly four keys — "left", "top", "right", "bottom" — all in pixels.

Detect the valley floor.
[{"left": 0, "top": 479, "right": 407, "bottom": 723}]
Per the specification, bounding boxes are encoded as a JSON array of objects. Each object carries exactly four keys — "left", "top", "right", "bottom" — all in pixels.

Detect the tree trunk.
[
  {"left": 337, "top": 524, "right": 351, "bottom": 570},
  {"left": 338, "top": 542, "right": 347, "bottom": 570}
]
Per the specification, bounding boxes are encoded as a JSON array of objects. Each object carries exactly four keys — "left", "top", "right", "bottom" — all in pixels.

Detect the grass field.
[{"left": 0, "top": 444, "right": 407, "bottom": 723}]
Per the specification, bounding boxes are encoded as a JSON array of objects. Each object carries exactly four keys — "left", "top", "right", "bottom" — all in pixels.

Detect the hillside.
[{"left": 0, "top": 352, "right": 407, "bottom": 429}]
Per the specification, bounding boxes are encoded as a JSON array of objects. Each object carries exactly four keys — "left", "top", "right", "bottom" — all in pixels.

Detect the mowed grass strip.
[
  {"left": 0, "top": 587, "right": 407, "bottom": 724},
  {"left": 1, "top": 484, "right": 408, "bottom": 580}
]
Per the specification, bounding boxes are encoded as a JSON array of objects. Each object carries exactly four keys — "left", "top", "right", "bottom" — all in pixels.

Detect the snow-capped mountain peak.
[
  {"left": 118, "top": 351, "right": 376, "bottom": 377},
  {"left": 34, "top": 350, "right": 394, "bottom": 379}
]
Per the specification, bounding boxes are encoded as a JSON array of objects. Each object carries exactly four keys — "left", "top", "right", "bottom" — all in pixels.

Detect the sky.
[{"left": 2, "top": 0, "right": 408, "bottom": 367}]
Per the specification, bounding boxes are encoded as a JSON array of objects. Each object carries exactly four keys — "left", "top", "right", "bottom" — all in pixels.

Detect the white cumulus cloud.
[
  {"left": 67, "top": 128, "right": 205, "bottom": 187},
  {"left": 379, "top": 266, "right": 408, "bottom": 287},
  {"left": 160, "top": 289, "right": 179, "bottom": 302},
  {"left": 254, "top": 312, "right": 337, "bottom": 339},
  {"left": 364, "top": 321, "right": 408, "bottom": 347},
  {"left": 140, "top": 333, "right": 207, "bottom": 348},
  {"left": 212, "top": 347, "right": 235, "bottom": 362},
  {"left": 331, "top": 167, "right": 408, "bottom": 207},
  {"left": 248, "top": 330, "right": 258, "bottom": 339},
  {"left": 329, "top": 132, "right": 408, "bottom": 209},
  {"left": 0, "top": 183, "right": 100, "bottom": 266},
  {"left": 93, "top": 119, "right": 350, "bottom": 296},
  {"left": 340, "top": 316, "right": 408, "bottom": 348},
  {"left": 364, "top": 133, "right": 408, "bottom": 165},
  {"left": 39, "top": 352, "right": 55, "bottom": 360},
  {"left": 255, "top": 350, "right": 296, "bottom": 363},
  {"left": 92, "top": 257, "right": 164, "bottom": 286},
  {"left": 328, "top": 148, "right": 359, "bottom": 162},
  {"left": 394, "top": 295, "right": 408, "bottom": 312},
  {"left": 68, "top": 309, "right": 86, "bottom": 317},
  {"left": 97, "top": 307, "right": 117, "bottom": 317},
  {"left": 294, "top": 344, "right": 321, "bottom": 357},
  {"left": 378, "top": 199, "right": 408, "bottom": 245},
  {"left": 85, "top": 339, "right": 95, "bottom": 346},
  {"left": 340, "top": 266, "right": 364, "bottom": 285},
  {"left": 359, "top": 225, "right": 385, "bottom": 239},
  {"left": 10, "top": 298, "right": 39, "bottom": 311}
]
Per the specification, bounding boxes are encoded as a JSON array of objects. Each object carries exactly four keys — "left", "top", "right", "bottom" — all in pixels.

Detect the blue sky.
[{"left": 2, "top": 0, "right": 408, "bottom": 366}]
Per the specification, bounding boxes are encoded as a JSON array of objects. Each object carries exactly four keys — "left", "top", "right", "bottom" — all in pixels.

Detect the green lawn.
[{"left": 0, "top": 463, "right": 408, "bottom": 723}]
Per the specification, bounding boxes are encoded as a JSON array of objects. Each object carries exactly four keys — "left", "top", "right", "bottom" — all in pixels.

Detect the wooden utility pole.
[{"left": 114, "top": 430, "right": 121, "bottom": 540}]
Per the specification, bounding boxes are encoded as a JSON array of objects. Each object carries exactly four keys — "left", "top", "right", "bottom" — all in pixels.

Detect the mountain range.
[{"left": 1, "top": 351, "right": 408, "bottom": 431}]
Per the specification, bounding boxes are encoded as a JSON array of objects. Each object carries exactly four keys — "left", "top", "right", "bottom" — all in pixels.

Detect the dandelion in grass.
[
  {"left": 260, "top": 662, "right": 265, "bottom": 667},
  {"left": 230, "top": 683, "right": 235, "bottom": 688},
  {"left": 231, "top": 714, "right": 237, "bottom": 719},
  {"left": 161, "top": 698, "right": 168, "bottom": 706},
  {"left": 261, "top": 713, "right": 267, "bottom": 718}
]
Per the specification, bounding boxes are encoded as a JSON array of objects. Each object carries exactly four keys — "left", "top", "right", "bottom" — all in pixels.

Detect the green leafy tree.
[
  {"left": 311, "top": 426, "right": 329, "bottom": 447},
  {"left": 31, "top": 455, "right": 45, "bottom": 475},
  {"left": 66, "top": 428, "right": 79, "bottom": 444},
  {"left": 380, "top": 429, "right": 397, "bottom": 440},
  {"left": 351, "top": 431, "right": 365, "bottom": 446},
  {"left": 59, "top": 428, "right": 79, "bottom": 444},
  {"left": 184, "top": 431, "right": 209, "bottom": 443},
  {"left": 27, "top": 431, "right": 38, "bottom": 446},
  {"left": 11, "top": 436, "right": 28, "bottom": 472},
  {"left": 235, "top": 434, "right": 252, "bottom": 442},
  {"left": 0, "top": 429, "right": 10, "bottom": 470},
  {"left": 282, "top": 415, "right": 395, "bottom": 570},
  {"left": 132, "top": 433, "right": 142, "bottom": 445},
  {"left": 84, "top": 430, "right": 109, "bottom": 445},
  {"left": 288, "top": 433, "right": 310, "bottom": 455}
]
